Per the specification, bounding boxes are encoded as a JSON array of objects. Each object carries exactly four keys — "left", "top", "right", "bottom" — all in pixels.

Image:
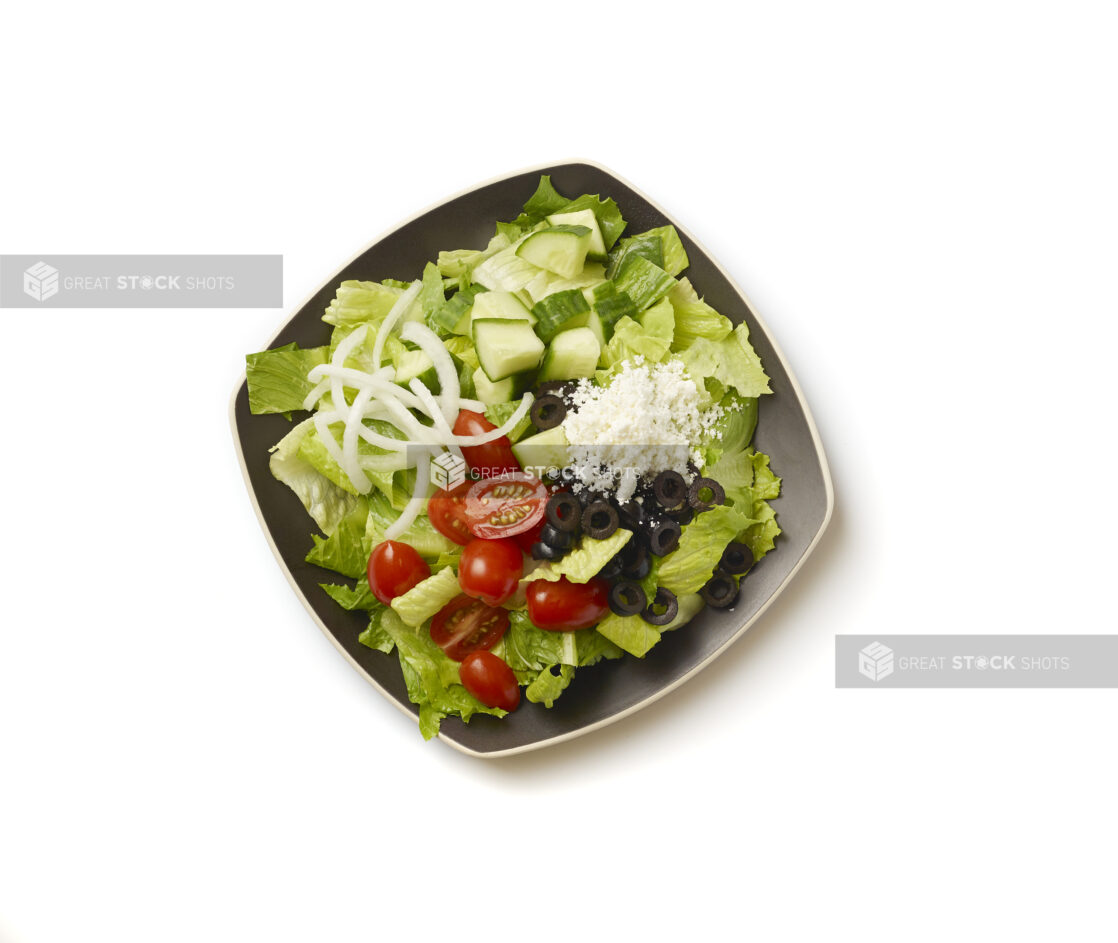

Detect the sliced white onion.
[
  {"left": 409, "top": 378, "right": 464, "bottom": 461},
  {"left": 451, "top": 392, "right": 534, "bottom": 445},
  {"left": 459, "top": 398, "right": 486, "bottom": 412},
  {"left": 375, "top": 396, "right": 441, "bottom": 447},
  {"left": 308, "top": 363, "right": 395, "bottom": 387},
  {"left": 302, "top": 377, "right": 331, "bottom": 411},
  {"left": 400, "top": 320, "right": 460, "bottom": 425},
  {"left": 313, "top": 411, "right": 362, "bottom": 491},
  {"left": 328, "top": 324, "right": 369, "bottom": 415},
  {"left": 341, "top": 388, "right": 375, "bottom": 493},
  {"left": 384, "top": 445, "right": 431, "bottom": 540},
  {"left": 371, "top": 281, "right": 421, "bottom": 371}
]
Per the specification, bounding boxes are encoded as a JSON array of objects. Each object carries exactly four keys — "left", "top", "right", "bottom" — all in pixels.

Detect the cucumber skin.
[{"left": 471, "top": 318, "right": 545, "bottom": 382}]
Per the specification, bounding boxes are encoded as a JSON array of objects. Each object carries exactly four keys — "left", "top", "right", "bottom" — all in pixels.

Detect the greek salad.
[{"left": 245, "top": 176, "right": 782, "bottom": 739}]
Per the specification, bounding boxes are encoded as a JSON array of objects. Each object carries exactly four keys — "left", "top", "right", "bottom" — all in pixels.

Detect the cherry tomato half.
[
  {"left": 465, "top": 472, "right": 547, "bottom": 539},
  {"left": 429, "top": 593, "right": 510, "bottom": 661},
  {"left": 459, "top": 651, "right": 520, "bottom": 711},
  {"left": 453, "top": 409, "right": 520, "bottom": 478},
  {"left": 366, "top": 540, "right": 430, "bottom": 605},
  {"left": 428, "top": 480, "right": 473, "bottom": 546},
  {"left": 458, "top": 537, "right": 524, "bottom": 607},
  {"left": 526, "top": 576, "right": 610, "bottom": 631},
  {"left": 512, "top": 517, "right": 546, "bottom": 554}
]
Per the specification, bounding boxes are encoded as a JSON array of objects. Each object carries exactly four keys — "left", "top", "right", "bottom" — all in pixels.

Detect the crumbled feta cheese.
[{"left": 561, "top": 357, "right": 723, "bottom": 502}]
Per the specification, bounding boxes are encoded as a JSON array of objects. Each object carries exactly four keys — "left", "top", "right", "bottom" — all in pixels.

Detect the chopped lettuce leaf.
[
  {"left": 357, "top": 607, "right": 396, "bottom": 654},
  {"left": 559, "top": 193, "right": 627, "bottom": 250},
  {"left": 443, "top": 335, "right": 480, "bottom": 371},
  {"left": 669, "top": 278, "right": 733, "bottom": 351},
  {"left": 389, "top": 566, "right": 460, "bottom": 627},
  {"left": 642, "top": 225, "right": 689, "bottom": 277},
  {"left": 607, "top": 232, "right": 664, "bottom": 276},
  {"left": 305, "top": 498, "right": 371, "bottom": 579},
  {"left": 268, "top": 419, "right": 363, "bottom": 536},
  {"left": 526, "top": 664, "right": 575, "bottom": 707},
  {"left": 364, "top": 491, "right": 458, "bottom": 561},
  {"left": 323, "top": 280, "right": 406, "bottom": 327},
  {"left": 662, "top": 593, "right": 705, "bottom": 633},
  {"left": 657, "top": 505, "right": 755, "bottom": 595},
  {"left": 523, "top": 530, "right": 632, "bottom": 584},
  {"left": 681, "top": 323, "right": 771, "bottom": 397},
  {"left": 521, "top": 175, "right": 570, "bottom": 221},
  {"left": 703, "top": 391, "right": 758, "bottom": 460},
  {"left": 602, "top": 302, "right": 674, "bottom": 365},
  {"left": 484, "top": 400, "right": 533, "bottom": 443},
  {"left": 378, "top": 609, "right": 505, "bottom": 739},
  {"left": 595, "top": 611, "right": 662, "bottom": 658},
  {"left": 321, "top": 578, "right": 379, "bottom": 611},
  {"left": 246, "top": 343, "right": 329, "bottom": 416}
]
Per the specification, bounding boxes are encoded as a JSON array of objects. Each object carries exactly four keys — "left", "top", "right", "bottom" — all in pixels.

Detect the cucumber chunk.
[
  {"left": 532, "top": 288, "right": 591, "bottom": 343},
  {"left": 393, "top": 349, "right": 435, "bottom": 387},
  {"left": 472, "top": 317, "right": 545, "bottom": 382},
  {"left": 471, "top": 290, "right": 537, "bottom": 325},
  {"left": 472, "top": 366, "right": 515, "bottom": 405},
  {"left": 515, "top": 225, "right": 592, "bottom": 278},
  {"left": 511, "top": 425, "right": 572, "bottom": 475},
  {"left": 538, "top": 327, "right": 601, "bottom": 381},
  {"left": 547, "top": 208, "right": 607, "bottom": 261}
]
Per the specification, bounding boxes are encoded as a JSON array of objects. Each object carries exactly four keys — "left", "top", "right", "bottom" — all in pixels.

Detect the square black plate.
[{"left": 231, "top": 160, "right": 833, "bottom": 756}]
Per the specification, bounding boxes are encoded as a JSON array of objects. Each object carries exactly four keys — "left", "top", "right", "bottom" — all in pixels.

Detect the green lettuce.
[
  {"left": 483, "top": 401, "right": 533, "bottom": 443},
  {"left": 681, "top": 323, "right": 771, "bottom": 397},
  {"left": 595, "top": 611, "right": 663, "bottom": 658},
  {"left": 378, "top": 609, "right": 506, "bottom": 739},
  {"left": 364, "top": 491, "right": 459, "bottom": 561},
  {"left": 613, "top": 254, "right": 677, "bottom": 312},
  {"left": 641, "top": 225, "right": 689, "bottom": 277},
  {"left": 389, "top": 565, "right": 460, "bottom": 627},
  {"left": 669, "top": 278, "right": 733, "bottom": 351},
  {"left": 357, "top": 606, "right": 395, "bottom": 654},
  {"left": 323, "top": 280, "right": 406, "bottom": 327},
  {"left": 246, "top": 343, "right": 329, "bottom": 416},
  {"left": 321, "top": 578, "right": 379, "bottom": 611},
  {"left": 657, "top": 505, "right": 755, "bottom": 595},
  {"left": 523, "top": 529, "right": 632, "bottom": 584},
  {"left": 305, "top": 498, "right": 371, "bottom": 579},
  {"left": 601, "top": 298, "right": 674, "bottom": 365},
  {"left": 526, "top": 664, "right": 575, "bottom": 707},
  {"left": 268, "top": 419, "right": 363, "bottom": 536}
]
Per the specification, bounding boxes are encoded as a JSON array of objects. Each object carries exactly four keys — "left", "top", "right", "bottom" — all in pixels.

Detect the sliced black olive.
[
  {"left": 653, "top": 470, "right": 688, "bottom": 510},
  {"left": 719, "top": 542, "right": 752, "bottom": 575},
  {"left": 668, "top": 504, "right": 694, "bottom": 526},
  {"left": 581, "top": 501, "right": 620, "bottom": 539},
  {"left": 619, "top": 538, "right": 651, "bottom": 580},
  {"left": 599, "top": 554, "right": 625, "bottom": 580},
  {"left": 576, "top": 487, "right": 596, "bottom": 507},
  {"left": 609, "top": 580, "right": 647, "bottom": 616},
  {"left": 540, "top": 522, "right": 575, "bottom": 550},
  {"left": 646, "top": 518, "right": 682, "bottom": 557},
  {"left": 688, "top": 476, "right": 726, "bottom": 512},
  {"left": 529, "top": 394, "right": 567, "bottom": 430},
  {"left": 531, "top": 541, "right": 565, "bottom": 561},
  {"left": 701, "top": 572, "right": 740, "bottom": 608},
  {"left": 617, "top": 498, "right": 647, "bottom": 530},
  {"left": 545, "top": 493, "right": 582, "bottom": 533},
  {"left": 641, "top": 587, "right": 679, "bottom": 625}
]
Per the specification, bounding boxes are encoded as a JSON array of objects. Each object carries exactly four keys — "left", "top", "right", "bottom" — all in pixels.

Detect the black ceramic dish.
[{"left": 230, "top": 160, "right": 833, "bottom": 757}]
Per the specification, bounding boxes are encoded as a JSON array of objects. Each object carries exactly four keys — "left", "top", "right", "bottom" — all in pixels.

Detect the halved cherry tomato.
[
  {"left": 526, "top": 576, "right": 610, "bottom": 631},
  {"left": 458, "top": 537, "right": 524, "bottom": 606},
  {"left": 453, "top": 409, "right": 520, "bottom": 478},
  {"left": 427, "top": 480, "right": 473, "bottom": 546},
  {"left": 366, "top": 540, "right": 430, "bottom": 605},
  {"left": 429, "top": 593, "right": 509, "bottom": 661},
  {"left": 459, "top": 651, "right": 520, "bottom": 711},
  {"left": 464, "top": 472, "right": 547, "bottom": 539},
  {"left": 512, "top": 517, "right": 546, "bottom": 554}
]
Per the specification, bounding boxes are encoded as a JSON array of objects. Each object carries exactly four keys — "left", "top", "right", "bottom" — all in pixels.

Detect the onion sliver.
[
  {"left": 371, "top": 281, "right": 421, "bottom": 371},
  {"left": 409, "top": 379, "right": 464, "bottom": 461},
  {"left": 450, "top": 392, "right": 534, "bottom": 445},
  {"left": 312, "top": 411, "right": 368, "bottom": 494},
  {"left": 341, "top": 388, "right": 376, "bottom": 493},
  {"left": 328, "top": 324, "right": 369, "bottom": 416},
  {"left": 400, "top": 321, "right": 459, "bottom": 426},
  {"left": 384, "top": 444, "right": 431, "bottom": 540}
]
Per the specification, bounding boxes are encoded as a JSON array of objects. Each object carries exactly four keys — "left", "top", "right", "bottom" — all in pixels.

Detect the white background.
[{"left": 2, "top": 2, "right": 1115, "bottom": 940}]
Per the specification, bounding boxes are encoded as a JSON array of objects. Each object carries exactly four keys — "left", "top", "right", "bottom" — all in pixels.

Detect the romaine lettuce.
[{"left": 389, "top": 565, "right": 460, "bottom": 627}]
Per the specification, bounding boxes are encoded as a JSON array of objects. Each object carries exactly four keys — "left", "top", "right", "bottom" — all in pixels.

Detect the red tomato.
[
  {"left": 464, "top": 472, "right": 547, "bottom": 539},
  {"left": 427, "top": 480, "right": 473, "bottom": 546},
  {"left": 458, "top": 538, "right": 524, "bottom": 607},
  {"left": 366, "top": 541, "right": 430, "bottom": 605},
  {"left": 453, "top": 409, "right": 520, "bottom": 478},
  {"left": 459, "top": 651, "right": 520, "bottom": 711},
  {"left": 429, "top": 594, "right": 509, "bottom": 661},
  {"left": 526, "top": 576, "right": 610, "bottom": 631}
]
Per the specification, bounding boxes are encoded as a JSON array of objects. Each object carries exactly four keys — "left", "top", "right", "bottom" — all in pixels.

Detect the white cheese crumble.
[{"left": 561, "top": 357, "right": 723, "bottom": 502}]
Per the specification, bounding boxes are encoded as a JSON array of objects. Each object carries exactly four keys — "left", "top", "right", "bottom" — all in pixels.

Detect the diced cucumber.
[
  {"left": 472, "top": 241, "right": 542, "bottom": 292},
  {"left": 524, "top": 262, "right": 607, "bottom": 306},
  {"left": 547, "top": 208, "right": 607, "bottom": 261},
  {"left": 393, "top": 348, "right": 435, "bottom": 387},
  {"left": 532, "top": 289, "right": 591, "bottom": 343},
  {"left": 472, "top": 317, "right": 545, "bottom": 382},
  {"left": 515, "top": 226, "right": 592, "bottom": 279},
  {"left": 472, "top": 366, "right": 514, "bottom": 405},
  {"left": 471, "top": 366, "right": 533, "bottom": 405},
  {"left": 471, "top": 290, "right": 536, "bottom": 325},
  {"left": 511, "top": 425, "right": 572, "bottom": 475},
  {"left": 538, "top": 327, "right": 601, "bottom": 381}
]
